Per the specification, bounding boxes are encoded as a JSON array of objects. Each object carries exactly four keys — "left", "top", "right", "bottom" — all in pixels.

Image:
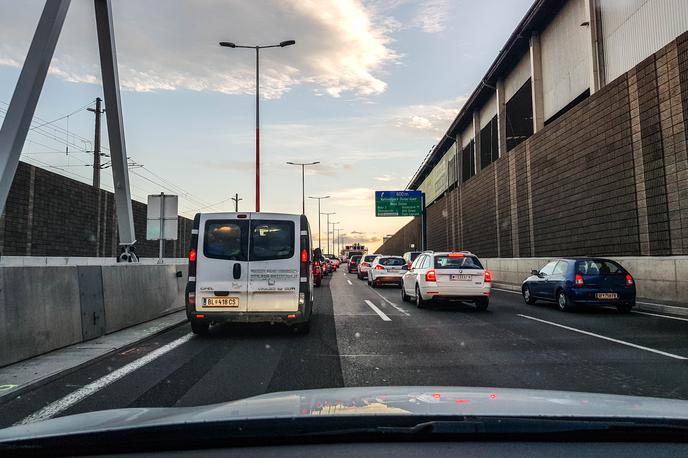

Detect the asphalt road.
[{"left": 2, "top": 268, "right": 688, "bottom": 427}]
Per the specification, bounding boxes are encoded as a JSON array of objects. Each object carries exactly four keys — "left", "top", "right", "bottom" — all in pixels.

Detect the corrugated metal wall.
[
  {"left": 601, "top": 0, "right": 688, "bottom": 82},
  {"left": 540, "top": 0, "right": 590, "bottom": 120}
]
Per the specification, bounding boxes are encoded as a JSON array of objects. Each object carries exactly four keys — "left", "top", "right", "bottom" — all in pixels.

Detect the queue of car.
[{"left": 344, "top": 251, "right": 637, "bottom": 314}]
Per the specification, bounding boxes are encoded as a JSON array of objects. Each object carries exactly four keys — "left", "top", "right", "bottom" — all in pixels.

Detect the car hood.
[{"left": 2, "top": 386, "right": 688, "bottom": 440}]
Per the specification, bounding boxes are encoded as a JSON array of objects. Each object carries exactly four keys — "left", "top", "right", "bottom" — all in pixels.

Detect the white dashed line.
[
  {"left": 517, "top": 314, "right": 687, "bottom": 360},
  {"left": 347, "top": 280, "right": 353, "bottom": 285},
  {"left": 369, "top": 288, "right": 410, "bottom": 316},
  {"left": 364, "top": 300, "right": 392, "bottom": 321},
  {"left": 20, "top": 333, "right": 194, "bottom": 424}
]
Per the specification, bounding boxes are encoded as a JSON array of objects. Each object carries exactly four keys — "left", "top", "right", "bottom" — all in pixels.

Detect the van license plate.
[
  {"left": 204, "top": 297, "right": 239, "bottom": 307},
  {"left": 451, "top": 274, "right": 472, "bottom": 281},
  {"left": 596, "top": 293, "right": 618, "bottom": 300}
]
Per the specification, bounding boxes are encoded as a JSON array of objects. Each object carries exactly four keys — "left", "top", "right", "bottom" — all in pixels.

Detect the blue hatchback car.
[{"left": 522, "top": 258, "right": 636, "bottom": 313}]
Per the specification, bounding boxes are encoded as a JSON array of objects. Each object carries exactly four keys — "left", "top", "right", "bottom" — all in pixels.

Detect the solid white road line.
[
  {"left": 20, "top": 333, "right": 194, "bottom": 425},
  {"left": 517, "top": 314, "right": 687, "bottom": 360},
  {"left": 347, "top": 280, "right": 353, "bottom": 285},
  {"left": 633, "top": 310, "right": 688, "bottom": 322},
  {"left": 364, "top": 300, "right": 392, "bottom": 321},
  {"left": 369, "top": 288, "right": 410, "bottom": 316},
  {"left": 493, "top": 288, "right": 688, "bottom": 322}
]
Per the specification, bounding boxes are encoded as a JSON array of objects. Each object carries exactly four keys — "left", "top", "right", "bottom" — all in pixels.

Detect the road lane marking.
[
  {"left": 369, "top": 288, "right": 410, "bottom": 316},
  {"left": 20, "top": 333, "right": 194, "bottom": 425},
  {"left": 493, "top": 287, "right": 688, "bottom": 322},
  {"left": 347, "top": 279, "right": 353, "bottom": 285},
  {"left": 492, "top": 287, "right": 520, "bottom": 294},
  {"left": 633, "top": 310, "right": 688, "bottom": 322},
  {"left": 517, "top": 314, "right": 687, "bottom": 360},
  {"left": 364, "top": 300, "right": 392, "bottom": 321}
]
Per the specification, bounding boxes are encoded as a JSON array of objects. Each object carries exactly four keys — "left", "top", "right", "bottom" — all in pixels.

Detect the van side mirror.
[{"left": 531, "top": 269, "right": 540, "bottom": 276}]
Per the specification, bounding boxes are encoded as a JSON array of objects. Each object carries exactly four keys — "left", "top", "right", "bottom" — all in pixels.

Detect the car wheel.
[
  {"left": 415, "top": 285, "right": 426, "bottom": 309},
  {"left": 401, "top": 285, "right": 411, "bottom": 302},
  {"left": 371, "top": 280, "right": 378, "bottom": 288},
  {"left": 367, "top": 276, "right": 372, "bottom": 286},
  {"left": 557, "top": 290, "right": 572, "bottom": 312},
  {"left": 475, "top": 297, "right": 489, "bottom": 311},
  {"left": 523, "top": 285, "right": 536, "bottom": 304},
  {"left": 617, "top": 302, "right": 633, "bottom": 313},
  {"left": 191, "top": 320, "right": 209, "bottom": 335}
]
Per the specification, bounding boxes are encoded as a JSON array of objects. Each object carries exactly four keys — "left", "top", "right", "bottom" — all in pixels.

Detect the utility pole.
[
  {"left": 231, "top": 193, "right": 242, "bottom": 212},
  {"left": 87, "top": 97, "right": 103, "bottom": 188},
  {"left": 321, "top": 212, "right": 335, "bottom": 255},
  {"left": 308, "top": 195, "right": 330, "bottom": 250}
]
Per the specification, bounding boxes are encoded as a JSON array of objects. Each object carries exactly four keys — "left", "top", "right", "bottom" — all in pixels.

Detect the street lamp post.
[
  {"left": 219, "top": 39, "right": 295, "bottom": 212},
  {"left": 330, "top": 222, "right": 340, "bottom": 257},
  {"left": 287, "top": 161, "right": 319, "bottom": 214},
  {"left": 308, "top": 195, "right": 329, "bottom": 249},
  {"left": 321, "top": 212, "right": 335, "bottom": 255},
  {"left": 336, "top": 228, "right": 342, "bottom": 257}
]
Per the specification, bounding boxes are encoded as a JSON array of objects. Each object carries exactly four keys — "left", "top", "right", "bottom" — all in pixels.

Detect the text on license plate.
[
  {"left": 451, "top": 274, "right": 472, "bottom": 281},
  {"left": 203, "top": 297, "right": 240, "bottom": 307},
  {"left": 596, "top": 292, "right": 618, "bottom": 300}
]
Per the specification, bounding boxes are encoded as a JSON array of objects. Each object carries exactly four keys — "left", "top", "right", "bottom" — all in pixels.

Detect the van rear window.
[
  {"left": 250, "top": 220, "right": 295, "bottom": 261},
  {"left": 203, "top": 220, "right": 248, "bottom": 261}
]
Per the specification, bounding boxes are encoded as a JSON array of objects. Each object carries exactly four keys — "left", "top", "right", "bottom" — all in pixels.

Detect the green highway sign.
[{"left": 375, "top": 191, "right": 423, "bottom": 217}]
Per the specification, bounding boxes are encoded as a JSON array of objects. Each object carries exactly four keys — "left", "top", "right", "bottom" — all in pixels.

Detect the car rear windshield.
[
  {"left": 350, "top": 255, "right": 361, "bottom": 262},
  {"left": 379, "top": 257, "right": 405, "bottom": 266},
  {"left": 434, "top": 255, "right": 483, "bottom": 269},
  {"left": 250, "top": 220, "right": 295, "bottom": 261},
  {"left": 576, "top": 260, "right": 625, "bottom": 275},
  {"left": 363, "top": 255, "right": 378, "bottom": 262},
  {"left": 203, "top": 220, "right": 248, "bottom": 261}
]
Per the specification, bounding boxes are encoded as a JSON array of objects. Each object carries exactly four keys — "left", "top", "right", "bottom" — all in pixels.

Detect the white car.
[
  {"left": 186, "top": 212, "right": 314, "bottom": 335},
  {"left": 357, "top": 254, "right": 381, "bottom": 280},
  {"left": 401, "top": 251, "right": 491, "bottom": 310},
  {"left": 368, "top": 256, "right": 407, "bottom": 287}
]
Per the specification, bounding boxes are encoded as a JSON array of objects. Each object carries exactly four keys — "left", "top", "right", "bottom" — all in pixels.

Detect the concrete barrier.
[
  {"left": 101, "top": 264, "right": 187, "bottom": 333},
  {"left": 482, "top": 256, "right": 688, "bottom": 305},
  {"left": 0, "top": 261, "right": 187, "bottom": 368}
]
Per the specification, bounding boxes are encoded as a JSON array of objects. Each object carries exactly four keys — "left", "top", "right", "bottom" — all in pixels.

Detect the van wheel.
[
  {"left": 191, "top": 321, "right": 209, "bottom": 335},
  {"left": 415, "top": 285, "right": 426, "bottom": 309},
  {"left": 475, "top": 297, "right": 489, "bottom": 311}
]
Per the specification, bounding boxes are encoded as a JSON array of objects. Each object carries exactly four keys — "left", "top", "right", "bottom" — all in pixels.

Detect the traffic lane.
[
  {"left": 1, "top": 277, "right": 343, "bottom": 427},
  {"left": 488, "top": 288, "right": 688, "bottom": 359},
  {"left": 341, "top": 279, "right": 688, "bottom": 399},
  {"left": 336, "top": 272, "right": 410, "bottom": 319}
]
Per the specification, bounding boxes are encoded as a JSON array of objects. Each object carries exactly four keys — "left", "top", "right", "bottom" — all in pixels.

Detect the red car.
[{"left": 313, "top": 257, "right": 323, "bottom": 287}]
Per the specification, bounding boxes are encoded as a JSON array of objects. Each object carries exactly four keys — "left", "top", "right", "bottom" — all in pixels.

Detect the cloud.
[
  {"left": 0, "top": 0, "right": 399, "bottom": 99},
  {"left": 392, "top": 96, "right": 468, "bottom": 134},
  {"left": 329, "top": 187, "right": 375, "bottom": 208},
  {"left": 411, "top": 0, "right": 451, "bottom": 33}
]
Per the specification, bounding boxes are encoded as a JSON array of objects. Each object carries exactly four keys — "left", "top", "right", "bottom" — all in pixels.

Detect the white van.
[{"left": 185, "top": 212, "right": 314, "bottom": 335}]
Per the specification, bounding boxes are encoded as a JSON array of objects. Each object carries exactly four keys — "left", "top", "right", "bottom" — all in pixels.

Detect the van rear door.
[
  {"left": 196, "top": 215, "right": 249, "bottom": 312},
  {"left": 248, "top": 215, "right": 299, "bottom": 312}
]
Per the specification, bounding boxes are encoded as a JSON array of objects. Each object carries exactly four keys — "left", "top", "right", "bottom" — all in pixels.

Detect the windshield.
[{"left": 2, "top": 0, "right": 688, "bottom": 445}]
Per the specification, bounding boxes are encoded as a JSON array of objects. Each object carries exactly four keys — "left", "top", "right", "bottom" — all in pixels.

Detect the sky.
[{"left": 0, "top": 0, "right": 533, "bottom": 252}]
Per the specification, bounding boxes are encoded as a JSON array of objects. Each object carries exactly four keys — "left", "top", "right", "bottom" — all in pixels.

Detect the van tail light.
[
  {"left": 188, "top": 292, "right": 196, "bottom": 306},
  {"left": 375, "top": 265, "right": 385, "bottom": 270},
  {"left": 484, "top": 270, "right": 492, "bottom": 282},
  {"left": 625, "top": 274, "right": 634, "bottom": 286},
  {"left": 188, "top": 248, "right": 197, "bottom": 277},
  {"left": 301, "top": 248, "right": 308, "bottom": 263},
  {"left": 425, "top": 269, "right": 436, "bottom": 282},
  {"left": 575, "top": 273, "right": 584, "bottom": 287},
  {"left": 189, "top": 248, "right": 197, "bottom": 262}
]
